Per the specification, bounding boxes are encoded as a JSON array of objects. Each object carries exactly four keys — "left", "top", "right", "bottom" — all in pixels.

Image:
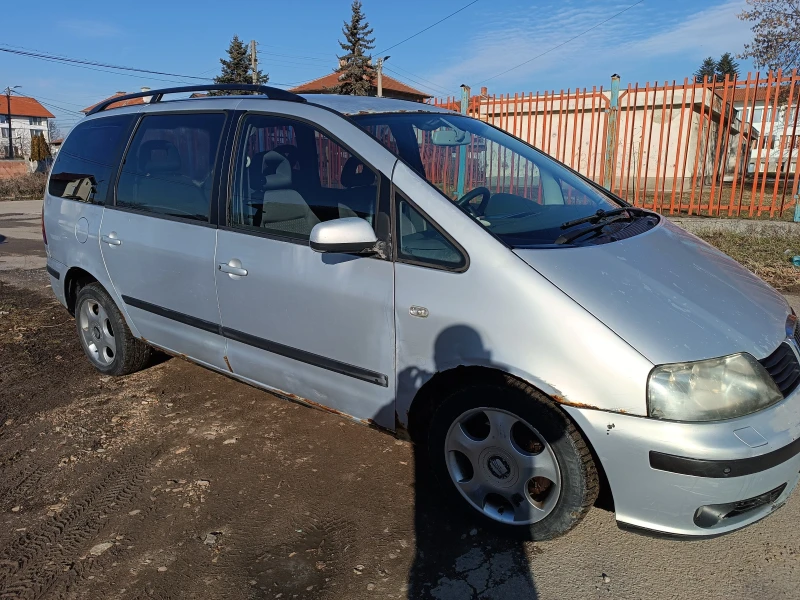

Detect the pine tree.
[
  {"left": 29, "top": 133, "right": 52, "bottom": 162},
  {"left": 39, "top": 133, "right": 51, "bottom": 160},
  {"left": 212, "top": 35, "right": 268, "bottom": 95},
  {"left": 29, "top": 133, "right": 42, "bottom": 161},
  {"left": 333, "top": 1, "right": 376, "bottom": 95},
  {"left": 695, "top": 57, "right": 718, "bottom": 83},
  {"left": 716, "top": 52, "right": 741, "bottom": 80}
]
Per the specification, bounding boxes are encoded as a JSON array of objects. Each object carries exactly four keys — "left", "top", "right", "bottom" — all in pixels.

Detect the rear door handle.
[
  {"left": 219, "top": 259, "right": 247, "bottom": 278},
  {"left": 101, "top": 234, "right": 121, "bottom": 246}
]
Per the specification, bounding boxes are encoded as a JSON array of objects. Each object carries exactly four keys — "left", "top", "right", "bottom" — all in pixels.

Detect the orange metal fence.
[{"left": 431, "top": 71, "right": 800, "bottom": 219}]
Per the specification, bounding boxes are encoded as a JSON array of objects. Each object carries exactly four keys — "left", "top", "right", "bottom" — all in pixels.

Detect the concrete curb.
[{"left": 669, "top": 217, "right": 800, "bottom": 236}]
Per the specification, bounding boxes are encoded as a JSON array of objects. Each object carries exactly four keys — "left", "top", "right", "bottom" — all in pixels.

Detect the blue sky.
[{"left": 0, "top": 0, "right": 756, "bottom": 133}]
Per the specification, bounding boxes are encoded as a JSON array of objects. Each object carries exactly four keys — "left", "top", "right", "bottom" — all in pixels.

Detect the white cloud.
[
  {"left": 424, "top": 0, "right": 751, "bottom": 91},
  {"left": 621, "top": 1, "right": 750, "bottom": 60}
]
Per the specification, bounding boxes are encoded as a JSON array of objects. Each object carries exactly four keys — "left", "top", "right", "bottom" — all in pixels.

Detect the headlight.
[{"left": 647, "top": 353, "right": 783, "bottom": 422}]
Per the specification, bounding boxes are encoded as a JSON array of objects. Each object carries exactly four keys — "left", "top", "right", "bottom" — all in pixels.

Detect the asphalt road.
[
  {"left": 1, "top": 200, "right": 800, "bottom": 599},
  {"left": 0, "top": 199, "right": 47, "bottom": 271}
]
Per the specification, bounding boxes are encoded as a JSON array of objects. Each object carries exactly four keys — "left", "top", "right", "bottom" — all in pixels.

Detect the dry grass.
[
  {"left": 0, "top": 173, "right": 46, "bottom": 200},
  {"left": 697, "top": 230, "right": 800, "bottom": 292}
]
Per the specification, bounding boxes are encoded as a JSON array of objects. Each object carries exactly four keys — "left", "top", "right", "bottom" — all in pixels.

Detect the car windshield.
[{"left": 352, "top": 112, "right": 640, "bottom": 247}]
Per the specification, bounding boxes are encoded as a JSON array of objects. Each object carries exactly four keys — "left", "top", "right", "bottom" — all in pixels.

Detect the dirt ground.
[{"left": 2, "top": 269, "right": 800, "bottom": 600}]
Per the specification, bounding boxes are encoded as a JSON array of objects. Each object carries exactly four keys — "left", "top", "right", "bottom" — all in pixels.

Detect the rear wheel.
[
  {"left": 75, "top": 283, "right": 151, "bottom": 376},
  {"left": 428, "top": 376, "right": 598, "bottom": 540}
]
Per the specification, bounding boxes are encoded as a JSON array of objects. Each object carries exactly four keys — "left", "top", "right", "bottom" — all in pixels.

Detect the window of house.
[
  {"left": 48, "top": 114, "right": 136, "bottom": 204},
  {"left": 29, "top": 117, "right": 44, "bottom": 126},
  {"left": 0, "top": 128, "right": 7, "bottom": 139},
  {"left": 116, "top": 113, "right": 225, "bottom": 221},
  {"left": 229, "top": 114, "right": 378, "bottom": 240},
  {"left": 396, "top": 194, "right": 465, "bottom": 269}
]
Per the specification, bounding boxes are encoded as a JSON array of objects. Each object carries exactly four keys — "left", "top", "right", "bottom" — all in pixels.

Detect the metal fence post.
[
  {"left": 604, "top": 74, "right": 620, "bottom": 189},
  {"left": 457, "top": 84, "right": 471, "bottom": 198}
]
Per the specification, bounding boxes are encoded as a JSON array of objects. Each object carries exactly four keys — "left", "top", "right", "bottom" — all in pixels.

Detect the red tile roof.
[
  {"left": 81, "top": 92, "right": 148, "bottom": 114},
  {"left": 290, "top": 72, "right": 429, "bottom": 99},
  {"left": 0, "top": 96, "right": 54, "bottom": 119}
]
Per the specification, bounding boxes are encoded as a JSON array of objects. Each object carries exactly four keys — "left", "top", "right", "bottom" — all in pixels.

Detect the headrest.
[
  {"left": 248, "top": 151, "right": 267, "bottom": 189},
  {"left": 262, "top": 151, "right": 292, "bottom": 189},
  {"left": 139, "top": 140, "right": 181, "bottom": 173},
  {"left": 341, "top": 156, "right": 375, "bottom": 188},
  {"left": 272, "top": 144, "right": 299, "bottom": 169}
]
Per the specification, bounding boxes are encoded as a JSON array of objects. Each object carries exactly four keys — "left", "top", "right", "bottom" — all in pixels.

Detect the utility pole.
[
  {"left": 376, "top": 55, "right": 390, "bottom": 97},
  {"left": 603, "top": 74, "right": 621, "bottom": 190},
  {"left": 457, "top": 84, "right": 471, "bottom": 198},
  {"left": 251, "top": 40, "right": 258, "bottom": 85},
  {"left": 3, "top": 86, "right": 20, "bottom": 160}
]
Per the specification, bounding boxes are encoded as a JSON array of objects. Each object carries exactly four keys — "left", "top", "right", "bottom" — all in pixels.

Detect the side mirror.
[{"left": 309, "top": 217, "right": 378, "bottom": 254}]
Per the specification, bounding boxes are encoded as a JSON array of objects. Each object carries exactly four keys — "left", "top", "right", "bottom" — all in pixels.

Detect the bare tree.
[
  {"left": 739, "top": 0, "right": 800, "bottom": 71},
  {"left": 48, "top": 119, "right": 62, "bottom": 142}
]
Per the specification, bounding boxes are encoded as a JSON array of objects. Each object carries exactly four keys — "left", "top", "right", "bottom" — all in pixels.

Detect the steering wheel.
[{"left": 456, "top": 186, "right": 491, "bottom": 216}]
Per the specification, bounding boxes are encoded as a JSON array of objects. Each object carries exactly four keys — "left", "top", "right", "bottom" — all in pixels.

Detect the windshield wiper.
[
  {"left": 560, "top": 206, "right": 648, "bottom": 230},
  {"left": 554, "top": 214, "right": 630, "bottom": 245}
]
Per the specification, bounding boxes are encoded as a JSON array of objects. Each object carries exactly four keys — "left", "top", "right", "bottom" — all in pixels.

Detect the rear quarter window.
[{"left": 48, "top": 115, "right": 136, "bottom": 204}]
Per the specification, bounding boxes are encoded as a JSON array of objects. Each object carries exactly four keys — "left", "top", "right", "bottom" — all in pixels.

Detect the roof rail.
[{"left": 85, "top": 84, "right": 306, "bottom": 116}]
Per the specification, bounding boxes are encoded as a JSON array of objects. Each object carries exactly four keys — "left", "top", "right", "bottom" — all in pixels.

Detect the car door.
[
  {"left": 214, "top": 103, "right": 397, "bottom": 429},
  {"left": 100, "top": 110, "right": 229, "bottom": 369}
]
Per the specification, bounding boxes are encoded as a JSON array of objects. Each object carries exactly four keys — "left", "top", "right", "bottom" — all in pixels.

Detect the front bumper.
[{"left": 563, "top": 390, "right": 800, "bottom": 537}]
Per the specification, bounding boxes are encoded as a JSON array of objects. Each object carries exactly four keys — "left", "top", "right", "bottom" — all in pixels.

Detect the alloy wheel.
[
  {"left": 78, "top": 298, "right": 117, "bottom": 367},
  {"left": 444, "top": 407, "right": 561, "bottom": 525}
]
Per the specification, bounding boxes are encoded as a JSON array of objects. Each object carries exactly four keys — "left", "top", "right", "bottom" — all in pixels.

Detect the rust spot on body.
[
  {"left": 223, "top": 355, "right": 233, "bottom": 372},
  {"left": 552, "top": 395, "right": 600, "bottom": 410}
]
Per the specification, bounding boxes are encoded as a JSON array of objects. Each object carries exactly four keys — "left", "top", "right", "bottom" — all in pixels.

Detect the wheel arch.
[
  {"left": 64, "top": 267, "right": 98, "bottom": 315},
  {"left": 403, "top": 364, "right": 614, "bottom": 511}
]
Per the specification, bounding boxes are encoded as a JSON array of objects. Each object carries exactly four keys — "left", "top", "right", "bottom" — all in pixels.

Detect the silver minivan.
[{"left": 43, "top": 84, "right": 800, "bottom": 540}]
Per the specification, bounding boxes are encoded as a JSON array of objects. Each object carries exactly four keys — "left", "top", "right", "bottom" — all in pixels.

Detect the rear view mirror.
[
  {"left": 310, "top": 217, "right": 378, "bottom": 254},
  {"left": 432, "top": 128, "right": 471, "bottom": 146}
]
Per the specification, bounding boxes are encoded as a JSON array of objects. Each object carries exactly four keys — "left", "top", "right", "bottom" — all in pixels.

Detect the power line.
[
  {"left": 376, "top": 0, "right": 481, "bottom": 54},
  {"left": 10, "top": 90, "right": 84, "bottom": 116},
  {"left": 259, "top": 50, "right": 330, "bottom": 63},
  {"left": 478, "top": 0, "right": 645, "bottom": 84},
  {"left": 0, "top": 46, "right": 211, "bottom": 81},
  {"left": 383, "top": 66, "right": 457, "bottom": 98},
  {"left": 1, "top": 44, "right": 302, "bottom": 89},
  {"left": 383, "top": 64, "right": 457, "bottom": 96},
  {"left": 4, "top": 50, "right": 200, "bottom": 85}
]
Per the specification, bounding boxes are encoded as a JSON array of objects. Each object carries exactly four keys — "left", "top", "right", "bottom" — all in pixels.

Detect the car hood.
[{"left": 514, "top": 220, "right": 790, "bottom": 365}]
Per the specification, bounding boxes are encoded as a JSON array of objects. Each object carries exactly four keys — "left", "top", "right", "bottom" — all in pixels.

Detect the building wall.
[
  {"left": 474, "top": 87, "right": 743, "bottom": 195},
  {"left": 0, "top": 115, "right": 50, "bottom": 158}
]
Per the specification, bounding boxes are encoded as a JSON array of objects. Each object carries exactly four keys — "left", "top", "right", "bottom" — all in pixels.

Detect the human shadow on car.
[{"left": 401, "top": 325, "right": 538, "bottom": 599}]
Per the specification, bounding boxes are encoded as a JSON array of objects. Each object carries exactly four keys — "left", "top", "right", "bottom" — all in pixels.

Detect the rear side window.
[
  {"left": 48, "top": 115, "right": 135, "bottom": 204},
  {"left": 116, "top": 113, "right": 225, "bottom": 222}
]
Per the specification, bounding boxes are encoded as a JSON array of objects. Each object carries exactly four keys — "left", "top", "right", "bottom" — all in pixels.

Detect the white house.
[
  {"left": 733, "top": 86, "right": 800, "bottom": 175},
  {"left": 0, "top": 95, "right": 54, "bottom": 159}
]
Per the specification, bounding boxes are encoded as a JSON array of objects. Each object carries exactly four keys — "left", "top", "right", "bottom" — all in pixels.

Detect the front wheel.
[
  {"left": 428, "top": 376, "right": 598, "bottom": 540},
  {"left": 75, "top": 283, "right": 151, "bottom": 376}
]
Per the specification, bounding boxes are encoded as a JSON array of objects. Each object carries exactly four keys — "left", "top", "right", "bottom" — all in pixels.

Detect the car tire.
[
  {"left": 75, "top": 283, "right": 151, "bottom": 376},
  {"left": 427, "top": 374, "right": 598, "bottom": 541}
]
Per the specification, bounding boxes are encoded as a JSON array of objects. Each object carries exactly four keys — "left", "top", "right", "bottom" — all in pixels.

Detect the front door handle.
[
  {"left": 101, "top": 233, "right": 121, "bottom": 246},
  {"left": 219, "top": 259, "right": 248, "bottom": 278}
]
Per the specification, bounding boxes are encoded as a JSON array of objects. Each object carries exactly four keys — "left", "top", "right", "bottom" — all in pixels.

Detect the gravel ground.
[{"left": 2, "top": 202, "right": 800, "bottom": 599}]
